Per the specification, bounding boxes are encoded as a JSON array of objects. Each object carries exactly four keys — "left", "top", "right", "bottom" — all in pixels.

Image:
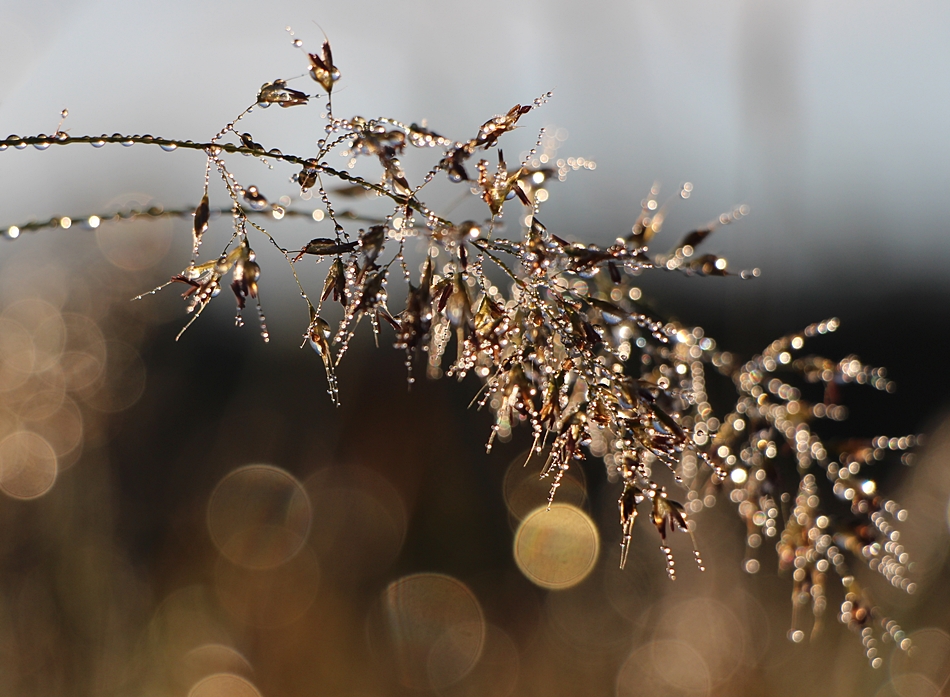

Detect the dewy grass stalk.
[{"left": 0, "top": 30, "right": 920, "bottom": 666}]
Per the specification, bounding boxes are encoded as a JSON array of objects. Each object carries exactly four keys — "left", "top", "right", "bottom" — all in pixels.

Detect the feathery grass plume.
[{"left": 0, "top": 31, "right": 919, "bottom": 666}]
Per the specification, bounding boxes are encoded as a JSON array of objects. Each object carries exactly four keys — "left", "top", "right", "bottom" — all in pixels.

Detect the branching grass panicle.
[{"left": 0, "top": 29, "right": 920, "bottom": 668}]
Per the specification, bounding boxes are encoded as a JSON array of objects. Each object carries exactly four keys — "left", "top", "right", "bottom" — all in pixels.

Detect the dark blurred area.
[{"left": 2, "top": 1, "right": 950, "bottom": 694}]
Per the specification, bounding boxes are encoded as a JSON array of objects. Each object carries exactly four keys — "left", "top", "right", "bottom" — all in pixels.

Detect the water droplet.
[
  {"left": 91, "top": 140, "right": 105, "bottom": 148},
  {"left": 0, "top": 144, "right": 7, "bottom": 151},
  {"left": 159, "top": 142, "right": 178, "bottom": 152},
  {"left": 293, "top": 39, "right": 303, "bottom": 47},
  {"left": 33, "top": 141, "right": 50, "bottom": 150},
  {"left": 788, "top": 629, "right": 805, "bottom": 643},
  {"left": 120, "top": 139, "right": 134, "bottom": 147}
]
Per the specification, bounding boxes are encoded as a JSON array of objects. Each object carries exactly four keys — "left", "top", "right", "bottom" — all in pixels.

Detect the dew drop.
[
  {"left": 0, "top": 144, "right": 7, "bottom": 151},
  {"left": 788, "top": 629, "right": 805, "bottom": 643},
  {"left": 159, "top": 143, "right": 178, "bottom": 152},
  {"left": 33, "top": 141, "right": 50, "bottom": 150},
  {"left": 293, "top": 39, "right": 303, "bottom": 47},
  {"left": 91, "top": 140, "right": 105, "bottom": 148}
]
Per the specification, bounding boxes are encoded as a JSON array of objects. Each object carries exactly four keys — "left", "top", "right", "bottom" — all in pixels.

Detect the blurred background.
[{"left": 1, "top": 1, "right": 949, "bottom": 695}]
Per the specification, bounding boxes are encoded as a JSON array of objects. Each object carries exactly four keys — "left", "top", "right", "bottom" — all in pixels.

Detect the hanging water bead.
[
  {"left": 0, "top": 41, "right": 923, "bottom": 671},
  {"left": 306, "top": 41, "right": 340, "bottom": 94},
  {"left": 242, "top": 186, "right": 268, "bottom": 211}
]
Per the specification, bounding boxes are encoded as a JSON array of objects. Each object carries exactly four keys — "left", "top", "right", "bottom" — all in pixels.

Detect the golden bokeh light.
[
  {"left": 3, "top": 298, "right": 65, "bottom": 373},
  {"left": 654, "top": 597, "right": 746, "bottom": 686},
  {"left": 96, "top": 193, "right": 174, "bottom": 271},
  {"left": 144, "top": 586, "right": 233, "bottom": 676},
  {"left": 435, "top": 623, "right": 519, "bottom": 697},
  {"left": 23, "top": 396, "right": 83, "bottom": 471},
  {"left": 503, "top": 449, "right": 586, "bottom": 521},
  {"left": 514, "top": 504, "right": 599, "bottom": 590},
  {"left": 188, "top": 673, "right": 262, "bottom": 697},
  {"left": 80, "top": 341, "right": 147, "bottom": 413},
  {"left": 369, "top": 573, "right": 486, "bottom": 690},
  {"left": 616, "top": 639, "right": 711, "bottom": 697},
  {"left": 214, "top": 542, "right": 320, "bottom": 628},
  {"left": 183, "top": 644, "right": 255, "bottom": 686},
  {"left": 880, "top": 674, "right": 941, "bottom": 697},
  {"left": 0, "top": 317, "right": 34, "bottom": 391},
  {"left": 207, "top": 464, "right": 312, "bottom": 569},
  {"left": 59, "top": 312, "right": 106, "bottom": 391},
  {"left": 890, "top": 628, "right": 950, "bottom": 693},
  {"left": 545, "top": 571, "right": 634, "bottom": 652},
  {"left": 0, "top": 430, "right": 58, "bottom": 499},
  {"left": 305, "top": 465, "right": 407, "bottom": 580}
]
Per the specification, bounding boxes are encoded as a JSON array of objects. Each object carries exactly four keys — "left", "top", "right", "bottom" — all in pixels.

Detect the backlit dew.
[
  {"left": 788, "top": 629, "right": 805, "bottom": 643},
  {"left": 242, "top": 185, "right": 268, "bottom": 211},
  {"left": 514, "top": 504, "right": 599, "bottom": 589},
  {"left": 0, "top": 431, "right": 58, "bottom": 499},
  {"left": 503, "top": 448, "right": 586, "bottom": 519},
  {"left": 207, "top": 464, "right": 311, "bottom": 569},
  {"left": 368, "top": 573, "right": 485, "bottom": 690},
  {"left": 187, "top": 673, "right": 262, "bottom": 697},
  {"left": 0, "top": 38, "right": 926, "bottom": 671}
]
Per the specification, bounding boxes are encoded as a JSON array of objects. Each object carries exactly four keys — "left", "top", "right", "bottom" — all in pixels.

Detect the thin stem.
[{"left": 0, "top": 133, "right": 453, "bottom": 228}]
